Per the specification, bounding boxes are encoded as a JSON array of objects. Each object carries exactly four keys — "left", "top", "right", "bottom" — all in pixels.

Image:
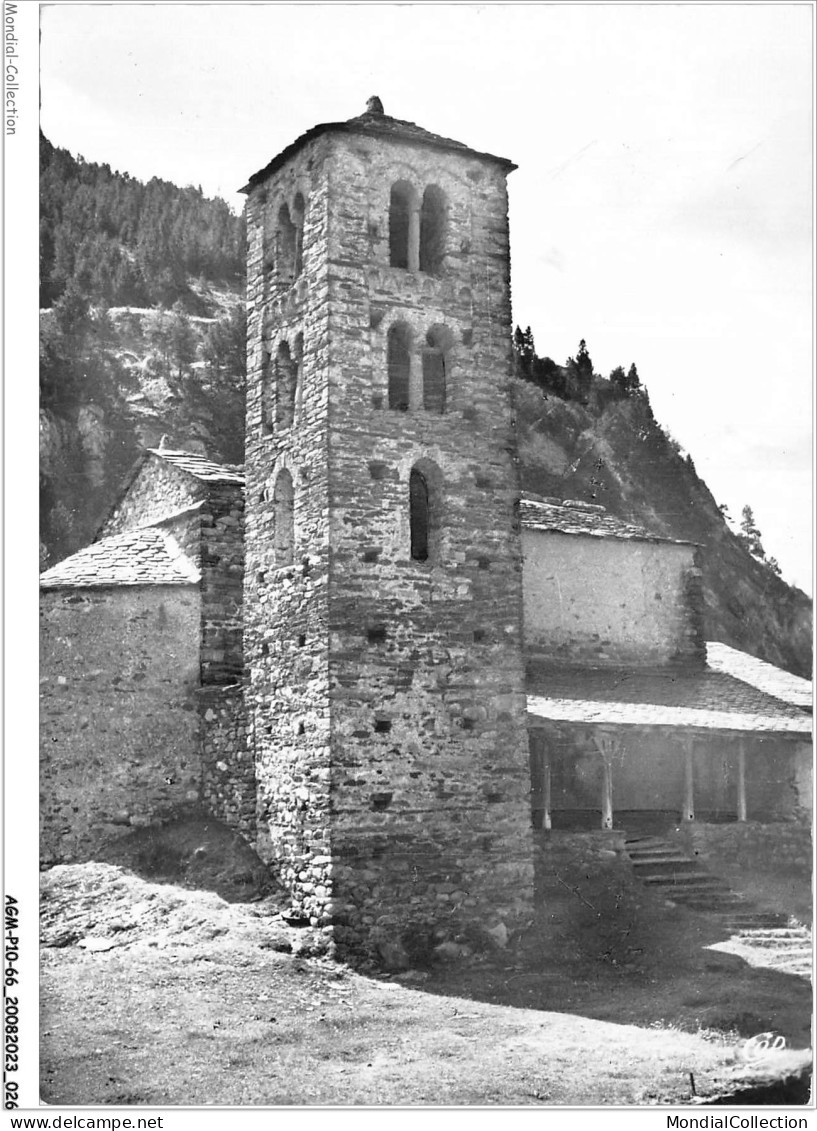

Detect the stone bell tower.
[{"left": 241, "top": 99, "right": 534, "bottom": 960}]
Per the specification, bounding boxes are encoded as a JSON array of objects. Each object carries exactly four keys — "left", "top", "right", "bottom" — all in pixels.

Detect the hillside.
[
  {"left": 513, "top": 372, "right": 811, "bottom": 677},
  {"left": 39, "top": 134, "right": 247, "bottom": 567},
  {"left": 39, "top": 140, "right": 811, "bottom": 677}
]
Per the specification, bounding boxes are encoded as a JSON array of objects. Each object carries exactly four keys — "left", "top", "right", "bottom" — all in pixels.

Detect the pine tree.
[
  {"left": 738, "top": 505, "right": 766, "bottom": 560},
  {"left": 576, "top": 338, "right": 593, "bottom": 377},
  {"left": 513, "top": 325, "right": 535, "bottom": 378},
  {"left": 609, "top": 365, "right": 627, "bottom": 391}
]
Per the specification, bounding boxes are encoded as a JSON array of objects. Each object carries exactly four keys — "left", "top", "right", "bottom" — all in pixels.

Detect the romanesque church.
[{"left": 40, "top": 100, "right": 811, "bottom": 959}]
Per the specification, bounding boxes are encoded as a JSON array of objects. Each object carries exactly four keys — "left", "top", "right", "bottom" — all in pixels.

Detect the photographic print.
[{"left": 12, "top": 0, "right": 816, "bottom": 1116}]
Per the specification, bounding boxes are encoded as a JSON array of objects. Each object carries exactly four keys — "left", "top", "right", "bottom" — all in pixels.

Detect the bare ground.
[{"left": 40, "top": 832, "right": 813, "bottom": 1107}]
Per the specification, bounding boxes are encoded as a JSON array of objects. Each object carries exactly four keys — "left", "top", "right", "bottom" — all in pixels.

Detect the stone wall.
[
  {"left": 100, "top": 456, "right": 204, "bottom": 538},
  {"left": 522, "top": 532, "right": 703, "bottom": 666},
  {"left": 198, "top": 484, "right": 245, "bottom": 684},
  {"left": 40, "top": 585, "right": 202, "bottom": 862},
  {"left": 150, "top": 508, "right": 202, "bottom": 569},
  {"left": 199, "top": 684, "right": 256, "bottom": 840},
  {"left": 244, "top": 132, "right": 333, "bottom": 922},
  {"left": 99, "top": 454, "right": 245, "bottom": 686},
  {"left": 244, "top": 124, "right": 535, "bottom": 958},
  {"left": 675, "top": 820, "right": 812, "bottom": 879},
  {"left": 325, "top": 135, "right": 533, "bottom": 956}
]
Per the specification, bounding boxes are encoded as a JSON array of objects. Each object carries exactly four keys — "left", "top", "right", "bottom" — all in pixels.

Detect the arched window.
[
  {"left": 422, "top": 325, "right": 452, "bottom": 414},
  {"left": 277, "top": 203, "right": 296, "bottom": 281},
  {"left": 409, "top": 468, "right": 430, "bottom": 561},
  {"left": 409, "top": 460, "right": 441, "bottom": 563},
  {"left": 419, "top": 185, "right": 446, "bottom": 275},
  {"left": 389, "top": 181, "right": 419, "bottom": 270},
  {"left": 261, "top": 349, "right": 274, "bottom": 434},
  {"left": 275, "top": 341, "right": 297, "bottom": 430},
  {"left": 292, "top": 192, "right": 305, "bottom": 276},
  {"left": 387, "top": 323, "right": 411, "bottom": 411},
  {"left": 273, "top": 469, "right": 295, "bottom": 567}
]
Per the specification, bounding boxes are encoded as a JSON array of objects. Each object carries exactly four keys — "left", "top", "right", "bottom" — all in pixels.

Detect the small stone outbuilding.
[{"left": 40, "top": 449, "right": 253, "bottom": 862}]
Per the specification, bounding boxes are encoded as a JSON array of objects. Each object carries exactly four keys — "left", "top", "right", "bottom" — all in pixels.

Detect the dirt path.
[{"left": 40, "top": 863, "right": 812, "bottom": 1107}]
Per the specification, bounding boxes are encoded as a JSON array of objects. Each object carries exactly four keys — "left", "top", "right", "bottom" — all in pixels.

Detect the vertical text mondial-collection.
[{"left": 5, "top": 2, "right": 18, "bottom": 134}]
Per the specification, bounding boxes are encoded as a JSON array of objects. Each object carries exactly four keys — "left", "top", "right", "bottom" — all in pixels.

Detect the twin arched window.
[
  {"left": 389, "top": 182, "right": 446, "bottom": 275},
  {"left": 387, "top": 323, "right": 451, "bottom": 413}
]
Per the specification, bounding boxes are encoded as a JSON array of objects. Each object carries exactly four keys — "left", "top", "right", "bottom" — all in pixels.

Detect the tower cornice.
[{"left": 240, "top": 102, "right": 516, "bottom": 194}]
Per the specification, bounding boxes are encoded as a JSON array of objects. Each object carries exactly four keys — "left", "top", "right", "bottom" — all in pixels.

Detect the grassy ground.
[{"left": 39, "top": 836, "right": 812, "bottom": 1107}]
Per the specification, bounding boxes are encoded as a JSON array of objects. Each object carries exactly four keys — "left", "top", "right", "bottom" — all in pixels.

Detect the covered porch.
[
  {"left": 527, "top": 723, "right": 810, "bottom": 834},
  {"left": 526, "top": 650, "right": 811, "bottom": 835}
]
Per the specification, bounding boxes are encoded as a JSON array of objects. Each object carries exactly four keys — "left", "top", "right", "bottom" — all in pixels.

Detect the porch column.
[
  {"left": 736, "top": 740, "right": 747, "bottom": 822},
  {"left": 528, "top": 732, "right": 552, "bottom": 831},
  {"left": 682, "top": 737, "right": 695, "bottom": 822},
  {"left": 601, "top": 759, "right": 613, "bottom": 830},
  {"left": 542, "top": 749, "right": 552, "bottom": 831},
  {"left": 592, "top": 732, "right": 616, "bottom": 831}
]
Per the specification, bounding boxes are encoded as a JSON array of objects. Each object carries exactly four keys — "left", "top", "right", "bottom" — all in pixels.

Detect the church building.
[{"left": 40, "top": 101, "right": 812, "bottom": 962}]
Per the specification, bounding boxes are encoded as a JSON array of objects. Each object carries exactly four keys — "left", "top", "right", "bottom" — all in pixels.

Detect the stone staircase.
[{"left": 624, "top": 834, "right": 812, "bottom": 980}]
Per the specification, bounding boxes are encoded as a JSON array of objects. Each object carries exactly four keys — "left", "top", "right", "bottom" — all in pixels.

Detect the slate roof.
[
  {"left": 706, "top": 642, "right": 812, "bottom": 710},
  {"left": 526, "top": 651, "right": 812, "bottom": 736},
  {"left": 241, "top": 101, "right": 515, "bottom": 192},
  {"left": 520, "top": 494, "right": 694, "bottom": 545},
  {"left": 145, "top": 449, "right": 244, "bottom": 485},
  {"left": 40, "top": 529, "right": 200, "bottom": 590}
]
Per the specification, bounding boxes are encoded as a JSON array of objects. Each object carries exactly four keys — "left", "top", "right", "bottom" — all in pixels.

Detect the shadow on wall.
[{"left": 96, "top": 815, "right": 280, "bottom": 903}]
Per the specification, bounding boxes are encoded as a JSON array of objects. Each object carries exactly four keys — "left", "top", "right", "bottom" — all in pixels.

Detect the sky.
[{"left": 34, "top": 1, "right": 814, "bottom": 593}]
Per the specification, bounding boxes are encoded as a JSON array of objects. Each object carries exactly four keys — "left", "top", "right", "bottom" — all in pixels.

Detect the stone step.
[
  {"left": 631, "top": 859, "right": 699, "bottom": 871},
  {"left": 669, "top": 886, "right": 743, "bottom": 898},
  {"left": 639, "top": 872, "right": 724, "bottom": 886},
  {"left": 680, "top": 899, "right": 751, "bottom": 912},
  {"left": 629, "top": 851, "right": 695, "bottom": 862},
  {"left": 736, "top": 927, "right": 810, "bottom": 939},
  {"left": 727, "top": 916, "right": 792, "bottom": 930},
  {"left": 624, "top": 833, "right": 802, "bottom": 941},
  {"left": 737, "top": 931, "right": 810, "bottom": 940}
]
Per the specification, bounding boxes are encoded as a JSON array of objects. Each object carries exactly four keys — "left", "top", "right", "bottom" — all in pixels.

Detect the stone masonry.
[
  {"left": 40, "top": 450, "right": 251, "bottom": 861},
  {"left": 40, "top": 585, "right": 202, "bottom": 862},
  {"left": 242, "top": 101, "right": 535, "bottom": 958},
  {"left": 39, "top": 101, "right": 811, "bottom": 963},
  {"left": 102, "top": 450, "right": 245, "bottom": 684}
]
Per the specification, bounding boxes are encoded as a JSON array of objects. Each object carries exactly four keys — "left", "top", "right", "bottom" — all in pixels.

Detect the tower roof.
[{"left": 240, "top": 97, "right": 516, "bottom": 193}]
